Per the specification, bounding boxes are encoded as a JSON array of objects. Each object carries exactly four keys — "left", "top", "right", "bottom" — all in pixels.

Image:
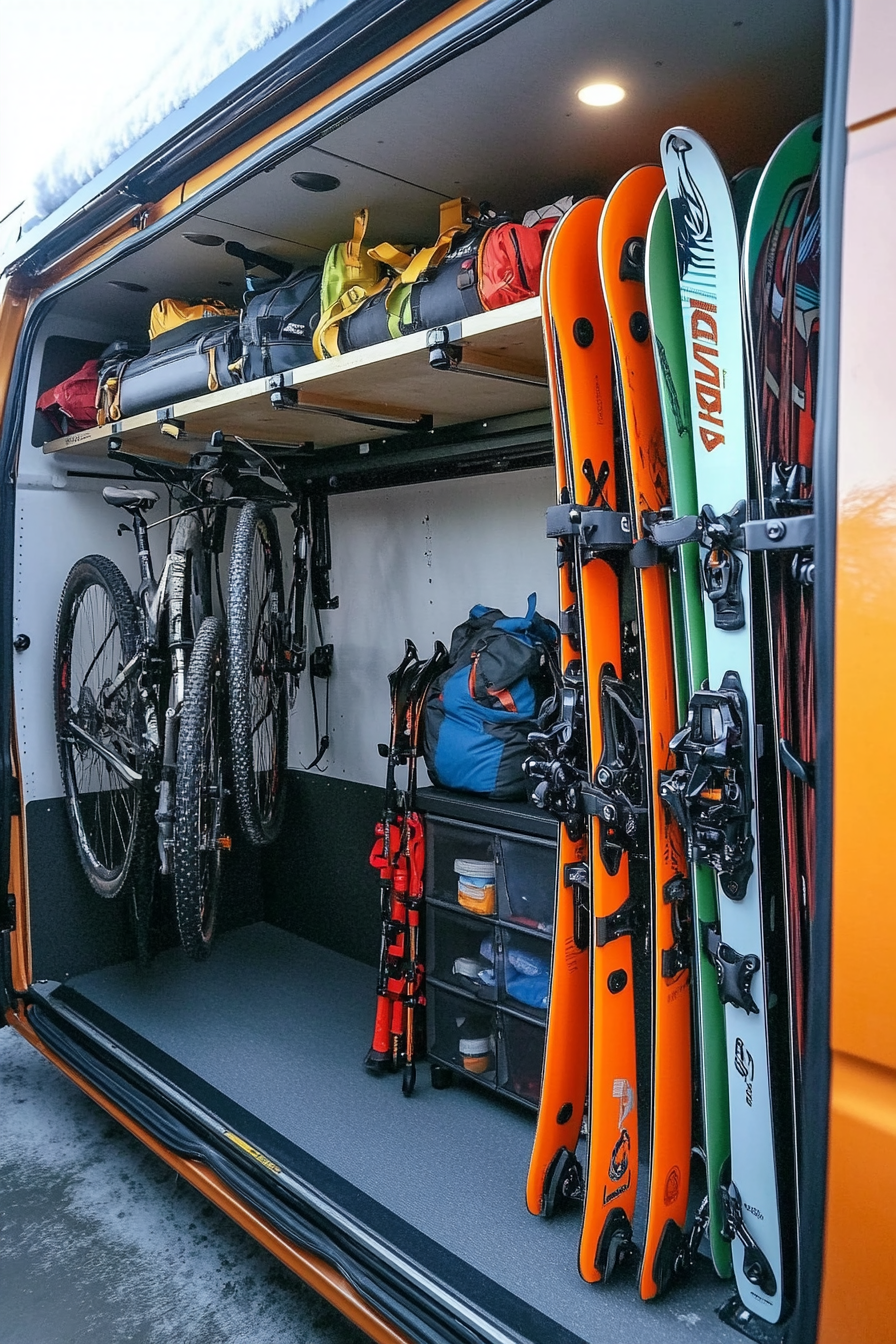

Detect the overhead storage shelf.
[{"left": 43, "top": 299, "right": 548, "bottom": 463}]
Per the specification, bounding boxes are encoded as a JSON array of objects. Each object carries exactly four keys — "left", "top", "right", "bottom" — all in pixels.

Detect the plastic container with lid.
[
  {"left": 454, "top": 857, "right": 496, "bottom": 915},
  {"left": 458, "top": 1032, "right": 496, "bottom": 1074}
]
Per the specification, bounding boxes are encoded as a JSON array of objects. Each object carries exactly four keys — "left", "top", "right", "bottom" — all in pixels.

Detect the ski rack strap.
[
  {"left": 658, "top": 670, "right": 754, "bottom": 900},
  {"left": 545, "top": 503, "right": 634, "bottom": 554},
  {"left": 635, "top": 498, "right": 817, "bottom": 621}
]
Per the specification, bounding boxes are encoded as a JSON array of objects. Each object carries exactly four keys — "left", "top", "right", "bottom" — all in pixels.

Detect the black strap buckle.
[{"left": 545, "top": 503, "right": 633, "bottom": 553}]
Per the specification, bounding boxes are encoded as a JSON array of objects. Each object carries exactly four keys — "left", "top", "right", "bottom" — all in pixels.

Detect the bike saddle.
[{"left": 102, "top": 485, "right": 160, "bottom": 511}]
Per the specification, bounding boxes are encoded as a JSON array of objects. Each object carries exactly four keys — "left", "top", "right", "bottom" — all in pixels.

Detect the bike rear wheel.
[
  {"left": 53, "top": 555, "right": 150, "bottom": 899},
  {"left": 173, "top": 615, "right": 229, "bottom": 960},
  {"left": 227, "top": 500, "right": 288, "bottom": 846}
]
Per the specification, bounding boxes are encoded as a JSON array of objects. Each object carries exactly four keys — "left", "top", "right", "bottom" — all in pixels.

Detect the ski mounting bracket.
[
  {"left": 740, "top": 513, "right": 815, "bottom": 552},
  {"left": 702, "top": 923, "right": 760, "bottom": 1016},
  {"left": 545, "top": 502, "right": 634, "bottom": 554},
  {"left": 588, "top": 664, "right": 648, "bottom": 874},
  {"left": 719, "top": 1178, "right": 778, "bottom": 1299},
  {"left": 540, "top": 1147, "right": 585, "bottom": 1217},
  {"left": 593, "top": 1208, "right": 636, "bottom": 1283},
  {"left": 563, "top": 861, "right": 591, "bottom": 951},
  {"left": 637, "top": 501, "right": 749, "bottom": 629},
  {"left": 661, "top": 874, "right": 693, "bottom": 979},
  {"left": 658, "top": 670, "right": 754, "bottom": 900},
  {"left": 595, "top": 889, "right": 640, "bottom": 947},
  {"left": 524, "top": 660, "right": 588, "bottom": 841},
  {"left": 651, "top": 1200, "right": 709, "bottom": 1297},
  {"left": 558, "top": 603, "right": 580, "bottom": 647}
]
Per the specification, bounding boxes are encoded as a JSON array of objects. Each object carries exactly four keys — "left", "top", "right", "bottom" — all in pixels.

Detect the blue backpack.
[{"left": 423, "top": 595, "right": 558, "bottom": 800}]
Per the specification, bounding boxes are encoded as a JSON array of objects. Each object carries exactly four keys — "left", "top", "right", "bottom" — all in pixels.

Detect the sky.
[{"left": 0, "top": 0, "right": 318, "bottom": 228}]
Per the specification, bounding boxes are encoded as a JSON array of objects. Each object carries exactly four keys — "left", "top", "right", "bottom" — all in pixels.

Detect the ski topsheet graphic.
[
  {"left": 660, "top": 128, "right": 784, "bottom": 1323},
  {"left": 742, "top": 116, "right": 821, "bottom": 1063},
  {"left": 597, "top": 165, "right": 694, "bottom": 1301},
  {"left": 645, "top": 187, "right": 732, "bottom": 1280}
]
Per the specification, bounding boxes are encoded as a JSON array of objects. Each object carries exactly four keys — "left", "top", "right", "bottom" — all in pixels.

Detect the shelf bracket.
[
  {"left": 270, "top": 385, "right": 432, "bottom": 433},
  {"left": 427, "top": 326, "right": 548, "bottom": 387}
]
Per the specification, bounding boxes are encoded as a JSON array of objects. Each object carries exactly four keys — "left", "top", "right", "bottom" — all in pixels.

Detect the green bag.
[{"left": 313, "top": 208, "right": 387, "bottom": 359}]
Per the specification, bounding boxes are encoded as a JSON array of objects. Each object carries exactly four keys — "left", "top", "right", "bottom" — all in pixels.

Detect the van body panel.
[
  {"left": 3, "top": 0, "right": 892, "bottom": 1340},
  {"left": 816, "top": 65, "right": 896, "bottom": 1343}
]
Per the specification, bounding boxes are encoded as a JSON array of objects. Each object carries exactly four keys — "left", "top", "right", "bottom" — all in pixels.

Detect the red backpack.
[
  {"left": 36, "top": 359, "right": 101, "bottom": 437},
  {"left": 478, "top": 219, "right": 555, "bottom": 310}
]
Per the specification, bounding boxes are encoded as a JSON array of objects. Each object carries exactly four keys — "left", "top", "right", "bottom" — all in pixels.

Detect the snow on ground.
[{"left": 0, "top": 1025, "right": 364, "bottom": 1344}]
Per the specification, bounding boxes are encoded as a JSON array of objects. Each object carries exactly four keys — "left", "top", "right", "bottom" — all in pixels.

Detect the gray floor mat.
[{"left": 68, "top": 922, "right": 734, "bottom": 1344}]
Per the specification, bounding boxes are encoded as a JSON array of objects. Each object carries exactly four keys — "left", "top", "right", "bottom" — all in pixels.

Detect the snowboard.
[
  {"left": 659, "top": 127, "right": 785, "bottom": 1324},
  {"left": 742, "top": 116, "right": 821, "bottom": 1062},
  {"left": 597, "top": 165, "right": 694, "bottom": 1301},
  {"left": 645, "top": 188, "right": 732, "bottom": 1280},
  {"left": 525, "top": 196, "right": 642, "bottom": 1286}
]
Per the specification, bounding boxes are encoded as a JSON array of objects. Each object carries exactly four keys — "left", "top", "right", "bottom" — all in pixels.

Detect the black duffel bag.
[
  {"left": 97, "top": 319, "right": 241, "bottom": 424},
  {"left": 337, "top": 200, "right": 511, "bottom": 354},
  {"left": 239, "top": 266, "right": 322, "bottom": 382}
]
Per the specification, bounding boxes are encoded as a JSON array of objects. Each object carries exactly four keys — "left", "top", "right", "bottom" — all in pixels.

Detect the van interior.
[{"left": 15, "top": 1, "right": 826, "bottom": 1340}]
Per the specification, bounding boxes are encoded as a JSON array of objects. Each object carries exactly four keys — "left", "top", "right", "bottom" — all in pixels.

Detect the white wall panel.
[{"left": 287, "top": 468, "right": 558, "bottom": 786}]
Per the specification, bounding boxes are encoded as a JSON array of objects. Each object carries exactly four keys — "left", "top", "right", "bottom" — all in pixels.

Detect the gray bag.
[{"left": 97, "top": 320, "right": 241, "bottom": 423}]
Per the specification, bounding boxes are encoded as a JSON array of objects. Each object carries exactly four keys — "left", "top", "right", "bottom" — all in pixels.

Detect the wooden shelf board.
[{"left": 43, "top": 299, "right": 547, "bottom": 463}]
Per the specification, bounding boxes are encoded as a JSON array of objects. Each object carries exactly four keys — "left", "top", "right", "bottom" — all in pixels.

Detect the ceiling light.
[
  {"left": 182, "top": 232, "right": 224, "bottom": 246},
  {"left": 290, "top": 171, "right": 341, "bottom": 193},
  {"left": 577, "top": 83, "right": 625, "bottom": 107}
]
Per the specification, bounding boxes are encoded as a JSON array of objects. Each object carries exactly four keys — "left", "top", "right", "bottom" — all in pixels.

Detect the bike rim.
[{"left": 60, "top": 581, "right": 141, "bottom": 883}]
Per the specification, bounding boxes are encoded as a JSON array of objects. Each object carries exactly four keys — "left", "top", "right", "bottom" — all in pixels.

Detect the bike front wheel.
[
  {"left": 173, "top": 615, "right": 229, "bottom": 960},
  {"left": 227, "top": 500, "right": 288, "bottom": 846},
  {"left": 53, "top": 555, "right": 151, "bottom": 899}
]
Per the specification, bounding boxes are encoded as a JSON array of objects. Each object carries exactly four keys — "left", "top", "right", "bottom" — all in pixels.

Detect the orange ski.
[
  {"left": 524, "top": 197, "right": 642, "bottom": 1282},
  {"left": 524, "top": 218, "right": 592, "bottom": 1218},
  {"left": 597, "top": 165, "right": 694, "bottom": 1299}
]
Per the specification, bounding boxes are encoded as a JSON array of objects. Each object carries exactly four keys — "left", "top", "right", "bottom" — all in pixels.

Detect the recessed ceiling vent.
[{"left": 290, "top": 171, "right": 341, "bottom": 193}]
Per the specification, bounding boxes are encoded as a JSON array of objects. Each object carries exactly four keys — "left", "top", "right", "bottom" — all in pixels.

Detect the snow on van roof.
[{"left": 23, "top": 0, "right": 318, "bottom": 227}]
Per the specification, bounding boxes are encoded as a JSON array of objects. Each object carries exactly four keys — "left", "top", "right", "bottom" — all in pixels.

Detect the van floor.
[{"left": 60, "top": 922, "right": 734, "bottom": 1344}]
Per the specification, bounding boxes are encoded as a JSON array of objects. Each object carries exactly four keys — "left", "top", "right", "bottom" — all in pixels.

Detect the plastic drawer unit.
[{"left": 418, "top": 789, "right": 557, "bottom": 1109}]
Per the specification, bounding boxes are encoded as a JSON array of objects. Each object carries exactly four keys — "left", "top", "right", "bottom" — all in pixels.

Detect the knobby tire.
[
  {"left": 53, "top": 554, "right": 150, "bottom": 902},
  {"left": 174, "top": 615, "right": 228, "bottom": 961},
  {"left": 227, "top": 501, "right": 288, "bottom": 847}
]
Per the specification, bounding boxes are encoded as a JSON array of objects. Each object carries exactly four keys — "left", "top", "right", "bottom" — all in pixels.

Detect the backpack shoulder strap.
[{"left": 313, "top": 277, "right": 390, "bottom": 359}]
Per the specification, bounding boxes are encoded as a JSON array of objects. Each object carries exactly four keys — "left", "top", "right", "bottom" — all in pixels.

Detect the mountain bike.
[
  {"left": 54, "top": 478, "right": 226, "bottom": 963},
  {"left": 223, "top": 436, "right": 335, "bottom": 849}
]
